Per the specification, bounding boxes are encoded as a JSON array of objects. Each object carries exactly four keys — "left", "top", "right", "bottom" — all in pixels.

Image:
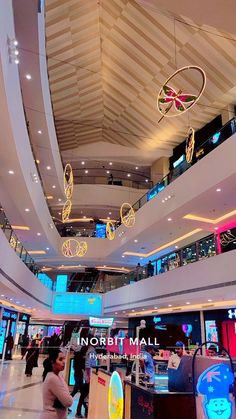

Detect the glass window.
[
  {"left": 198, "top": 235, "right": 216, "bottom": 259},
  {"left": 182, "top": 243, "right": 197, "bottom": 265}
]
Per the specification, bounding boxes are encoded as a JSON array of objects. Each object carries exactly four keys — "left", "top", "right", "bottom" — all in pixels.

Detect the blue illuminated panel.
[
  {"left": 52, "top": 293, "right": 102, "bottom": 315},
  {"left": 56, "top": 275, "right": 68, "bottom": 292},
  {"left": 96, "top": 224, "right": 106, "bottom": 238}
]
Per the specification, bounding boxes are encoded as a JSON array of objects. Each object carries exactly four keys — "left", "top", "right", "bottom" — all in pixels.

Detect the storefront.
[
  {"left": 128, "top": 311, "right": 201, "bottom": 349},
  {"left": 0, "top": 308, "right": 18, "bottom": 359},
  {"left": 204, "top": 308, "right": 236, "bottom": 356},
  {"left": 14, "top": 313, "right": 31, "bottom": 345},
  {"left": 28, "top": 324, "right": 62, "bottom": 339}
]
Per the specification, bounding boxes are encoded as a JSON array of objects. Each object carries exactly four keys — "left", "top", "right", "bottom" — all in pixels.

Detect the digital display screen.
[
  {"left": 205, "top": 320, "right": 219, "bottom": 348},
  {"left": 56, "top": 274, "right": 68, "bottom": 292},
  {"left": 69, "top": 358, "right": 75, "bottom": 386},
  {"left": 0, "top": 324, "right": 6, "bottom": 356},
  {"left": 52, "top": 293, "right": 102, "bottom": 315},
  {"left": 96, "top": 224, "right": 106, "bottom": 238}
]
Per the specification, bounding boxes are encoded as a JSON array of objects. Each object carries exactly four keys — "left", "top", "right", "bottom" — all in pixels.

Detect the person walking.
[
  {"left": 21, "top": 334, "right": 29, "bottom": 359},
  {"left": 25, "top": 340, "right": 39, "bottom": 377},
  {"left": 40, "top": 349, "right": 73, "bottom": 419},
  {"left": 5, "top": 332, "right": 14, "bottom": 360},
  {"left": 147, "top": 261, "right": 154, "bottom": 277},
  {"left": 135, "top": 263, "right": 142, "bottom": 281}
]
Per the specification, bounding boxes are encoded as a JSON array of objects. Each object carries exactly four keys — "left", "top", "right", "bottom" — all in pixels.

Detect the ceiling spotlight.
[
  {"left": 46, "top": 247, "right": 50, "bottom": 250},
  {"left": 83, "top": 215, "right": 86, "bottom": 219},
  {"left": 106, "top": 171, "right": 110, "bottom": 174},
  {"left": 109, "top": 162, "right": 113, "bottom": 166},
  {"left": 13, "top": 40, "right": 18, "bottom": 46},
  {"left": 186, "top": 302, "right": 190, "bottom": 305},
  {"left": 145, "top": 179, "right": 148, "bottom": 183},
  {"left": 46, "top": 166, "right": 51, "bottom": 170},
  {"left": 25, "top": 74, "right": 32, "bottom": 80},
  {"left": 122, "top": 255, "right": 125, "bottom": 258},
  {"left": 167, "top": 218, "right": 172, "bottom": 221},
  {"left": 10, "top": 298, "right": 13, "bottom": 301},
  {"left": 216, "top": 188, "right": 221, "bottom": 192},
  {"left": 142, "top": 308, "right": 145, "bottom": 311},
  {"left": 115, "top": 312, "right": 118, "bottom": 314},
  {"left": 58, "top": 198, "right": 62, "bottom": 202},
  {"left": 107, "top": 216, "right": 110, "bottom": 220},
  {"left": 162, "top": 199, "right": 165, "bottom": 203},
  {"left": 165, "top": 197, "right": 168, "bottom": 201},
  {"left": 58, "top": 212, "right": 61, "bottom": 215},
  {"left": 140, "top": 257, "right": 143, "bottom": 260},
  {"left": 81, "top": 161, "right": 85, "bottom": 165},
  {"left": 14, "top": 49, "right": 19, "bottom": 56},
  {"left": 168, "top": 195, "right": 171, "bottom": 199},
  {"left": 175, "top": 245, "right": 179, "bottom": 249},
  {"left": 14, "top": 58, "right": 19, "bottom": 64},
  {"left": 8, "top": 170, "right": 14, "bottom": 174},
  {"left": 127, "top": 173, "right": 131, "bottom": 177},
  {"left": 134, "top": 239, "right": 138, "bottom": 243},
  {"left": 214, "top": 227, "right": 218, "bottom": 230},
  {"left": 132, "top": 309, "right": 135, "bottom": 312},
  {"left": 208, "top": 299, "right": 213, "bottom": 302},
  {"left": 25, "top": 208, "right": 30, "bottom": 212},
  {"left": 109, "top": 212, "right": 112, "bottom": 215},
  {"left": 36, "top": 159, "right": 40, "bottom": 164},
  {"left": 37, "top": 130, "right": 42, "bottom": 134},
  {"left": 135, "top": 166, "right": 139, "bottom": 170},
  {"left": 52, "top": 185, "right": 56, "bottom": 189},
  {"left": 168, "top": 304, "right": 172, "bottom": 307},
  {"left": 154, "top": 306, "right": 158, "bottom": 309},
  {"left": 37, "top": 232, "right": 41, "bottom": 236},
  {"left": 1, "top": 294, "right": 4, "bottom": 297},
  {"left": 85, "top": 170, "right": 88, "bottom": 174}
]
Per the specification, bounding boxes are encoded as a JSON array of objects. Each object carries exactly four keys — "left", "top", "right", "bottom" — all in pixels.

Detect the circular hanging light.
[
  {"left": 61, "top": 239, "right": 79, "bottom": 258},
  {"left": 76, "top": 241, "right": 88, "bottom": 257},
  {"left": 186, "top": 127, "right": 195, "bottom": 163},
  {"left": 62, "top": 200, "right": 72, "bottom": 223},
  {"left": 106, "top": 221, "right": 116, "bottom": 240},
  {"left": 120, "top": 203, "right": 135, "bottom": 228},
  {"left": 157, "top": 66, "right": 206, "bottom": 122},
  {"left": 63, "top": 163, "right": 74, "bottom": 200}
]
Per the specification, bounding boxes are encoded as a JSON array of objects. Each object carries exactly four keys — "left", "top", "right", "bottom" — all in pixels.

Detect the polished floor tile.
[{"left": 0, "top": 356, "right": 81, "bottom": 418}]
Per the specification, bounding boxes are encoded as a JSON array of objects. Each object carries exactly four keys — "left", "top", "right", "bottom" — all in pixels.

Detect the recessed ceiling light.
[
  {"left": 58, "top": 212, "right": 61, "bottom": 215},
  {"left": 107, "top": 216, "right": 110, "bottom": 220},
  {"left": 52, "top": 185, "right": 56, "bottom": 189},
  {"left": 127, "top": 173, "right": 131, "bottom": 177},
  {"left": 165, "top": 197, "right": 168, "bottom": 201},
  {"left": 81, "top": 161, "right": 85, "bottom": 165},
  {"left": 135, "top": 166, "right": 139, "bottom": 170},
  {"left": 175, "top": 245, "right": 179, "bottom": 249},
  {"left": 25, "top": 74, "right": 32, "bottom": 80},
  {"left": 8, "top": 170, "right": 14, "bottom": 174},
  {"left": 37, "top": 130, "right": 42, "bottom": 134},
  {"left": 186, "top": 302, "right": 190, "bottom": 305},
  {"left": 162, "top": 199, "right": 165, "bottom": 203},
  {"left": 109, "top": 162, "right": 113, "bottom": 166},
  {"left": 142, "top": 308, "right": 145, "bottom": 311},
  {"left": 208, "top": 299, "right": 213, "bottom": 302},
  {"left": 168, "top": 218, "right": 172, "bottom": 221},
  {"left": 1, "top": 294, "right": 4, "bottom": 297},
  {"left": 106, "top": 170, "right": 110, "bottom": 174},
  {"left": 214, "top": 227, "right": 218, "bottom": 230},
  {"left": 132, "top": 309, "right": 135, "bottom": 312},
  {"left": 14, "top": 58, "right": 19, "bottom": 64},
  {"left": 25, "top": 208, "right": 30, "bottom": 212},
  {"left": 37, "top": 232, "right": 41, "bottom": 236},
  {"left": 168, "top": 304, "right": 172, "bottom": 307},
  {"left": 122, "top": 255, "right": 125, "bottom": 258},
  {"left": 46, "top": 247, "right": 50, "bottom": 250},
  {"left": 115, "top": 312, "right": 118, "bottom": 314},
  {"left": 83, "top": 215, "right": 86, "bottom": 219},
  {"left": 36, "top": 159, "right": 40, "bottom": 164},
  {"left": 103, "top": 265, "right": 106, "bottom": 268},
  {"left": 10, "top": 298, "right": 13, "bottom": 301},
  {"left": 109, "top": 212, "right": 112, "bottom": 215},
  {"left": 58, "top": 198, "right": 62, "bottom": 202},
  {"left": 134, "top": 239, "right": 138, "bottom": 243},
  {"left": 216, "top": 188, "right": 221, "bottom": 192},
  {"left": 14, "top": 50, "right": 19, "bottom": 56},
  {"left": 145, "top": 179, "right": 148, "bottom": 183},
  {"left": 46, "top": 166, "right": 51, "bottom": 170},
  {"left": 168, "top": 195, "right": 171, "bottom": 199},
  {"left": 85, "top": 170, "right": 88, "bottom": 174},
  {"left": 140, "top": 257, "right": 143, "bottom": 260},
  {"left": 123, "top": 311, "right": 126, "bottom": 313},
  {"left": 154, "top": 306, "right": 158, "bottom": 309}
]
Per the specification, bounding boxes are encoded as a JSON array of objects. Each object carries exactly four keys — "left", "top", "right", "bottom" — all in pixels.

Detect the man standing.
[
  {"left": 140, "top": 345, "right": 156, "bottom": 385},
  {"left": 5, "top": 333, "right": 14, "bottom": 360},
  {"left": 168, "top": 341, "right": 185, "bottom": 369}
]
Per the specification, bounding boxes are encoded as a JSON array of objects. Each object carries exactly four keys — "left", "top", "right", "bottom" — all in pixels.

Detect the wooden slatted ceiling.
[{"left": 46, "top": 0, "right": 236, "bottom": 153}]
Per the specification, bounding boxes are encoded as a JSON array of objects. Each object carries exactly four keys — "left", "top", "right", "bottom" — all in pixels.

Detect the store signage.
[
  {"left": 228, "top": 309, "right": 236, "bottom": 319},
  {"left": 108, "top": 372, "right": 124, "bottom": 419},
  {"left": 153, "top": 316, "right": 161, "bottom": 323},
  {"left": 19, "top": 313, "right": 29, "bottom": 322},
  {"left": 2, "top": 310, "right": 17, "bottom": 321},
  {"left": 89, "top": 317, "right": 114, "bottom": 328},
  {"left": 196, "top": 364, "right": 234, "bottom": 419},
  {"left": 52, "top": 293, "right": 102, "bottom": 315},
  {"left": 0, "top": 327, "right": 6, "bottom": 355}
]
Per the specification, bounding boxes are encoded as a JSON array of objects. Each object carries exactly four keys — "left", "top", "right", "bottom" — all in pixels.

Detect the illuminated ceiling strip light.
[
  {"left": 46, "top": 196, "right": 53, "bottom": 200},
  {"left": 65, "top": 218, "right": 94, "bottom": 223},
  {"left": 96, "top": 266, "right": 131, "bottom": 272},
  {"left": 12, "top": 225, "right": 30, "bottom": 231},
  {"left": 41, "top": 267, "right": 53, "bottom": 271},
  {"left": 183, "top": 209, "right": 236, "bottom": 224},
  {"left": 128, "top": 299, "right": 236, "bottom": 316},
  {"left": 123, "top": 228, "right": 202, "bottom": 257},
  {"left": 28, "top": 250, "right": 46, "bottom": 255},
  {"left": 58, "top": 265, "right": 87, "bottom": 269}
]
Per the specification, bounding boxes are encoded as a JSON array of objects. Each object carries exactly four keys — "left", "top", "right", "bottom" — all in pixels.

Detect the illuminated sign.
[
  {"left": 211, "top": 132, "right": 221, "bottom": 144},
  {"left": 19, "top": 313, "right": 29, "bottom": 322},
  {"left": 173, "top": 154, "right": 185, "bottom": 168},
  {"left": 153, "top": 316, "right": 161, "bottom": 323},
  {"left": 228, "top": 309, "right": 236, "bottom": 319},
  {"left": 108, "top": 371, "right": 124, "bottom": 419},
  {"left": 89, "top": 317, "right": 114, "bottom": 328},
  {"left": 2, "top": 310, "right": 17, "bottom": 320},
  {"left": 52, "top": 293, "right": 102, "bottom": 315},
  {"left": 197, "top": 364, "right": 234, "bottom": 419}
]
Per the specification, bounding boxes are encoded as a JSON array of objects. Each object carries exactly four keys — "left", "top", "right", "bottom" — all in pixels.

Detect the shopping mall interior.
[{"left": 0, "top": 0, "right": 236, "bottom": 418}]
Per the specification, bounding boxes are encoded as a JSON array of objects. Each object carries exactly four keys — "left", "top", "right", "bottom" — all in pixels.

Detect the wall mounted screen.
[{"left": 52, "top": 293, "right": 102, "bottom": 315}]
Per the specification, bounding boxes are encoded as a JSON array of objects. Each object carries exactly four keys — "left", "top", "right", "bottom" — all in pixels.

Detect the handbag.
[{"left": 53, "top": 398, "right": 65, "bottom": 409}]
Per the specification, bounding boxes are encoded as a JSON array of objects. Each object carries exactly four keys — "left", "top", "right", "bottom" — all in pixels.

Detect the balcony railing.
[
  {"left": 101, "top": 228, "right": 236, "bottom": 292},
  {"left": 0, "top": 208, "right": 53, "bottom": 290}
]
